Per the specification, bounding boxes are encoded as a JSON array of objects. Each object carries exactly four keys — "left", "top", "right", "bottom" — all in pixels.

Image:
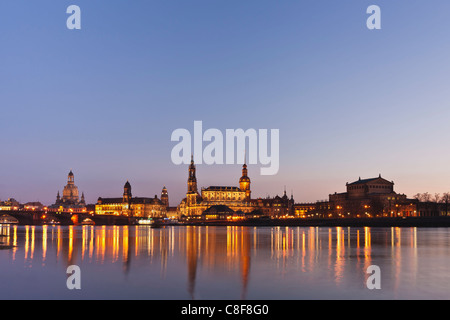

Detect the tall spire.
[
  {"left": 241, "top": 148, "right": 248, "bottom": 174},
  {"left": 239, "top": 153, "right": 251, "bottom": 200},
  {"left": 188, "top": 158, "right": 198, "bottom": 194},
  {"left": 282, "top": 186, "right": 288, "bottom": 200}
]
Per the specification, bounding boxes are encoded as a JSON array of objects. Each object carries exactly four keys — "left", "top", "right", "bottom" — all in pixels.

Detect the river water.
[{"left": 0, "top": 224, "right": 449, "bottom": 299}]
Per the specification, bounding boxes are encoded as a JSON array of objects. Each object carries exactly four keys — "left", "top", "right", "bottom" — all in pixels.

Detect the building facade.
[
  {"left": 95, "top": 181, "right": 167, "bottom": 218},
  {"left": 0, "top": 198, "right": 21, "bottom": 211},
  {"left": 177, "top": 157, "right": 294, "bottom": 218},
  {"left": 291, "top": 175, "right": 418, "bottom": 218},
  {"left": 328, "top": 175, "right": 416, "bottom": 217}
]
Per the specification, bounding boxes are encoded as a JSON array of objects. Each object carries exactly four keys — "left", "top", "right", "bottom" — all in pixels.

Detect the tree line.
[{"left": 413, "top": 192, "right": 450, "bottom": 203}]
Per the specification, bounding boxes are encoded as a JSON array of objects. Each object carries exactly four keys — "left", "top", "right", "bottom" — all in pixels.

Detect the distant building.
[
  {"left": 48, "top": 170, "right": 87, "bottom": 213},
  {"left": 177, "top": 157, "right": 294, "bottom": 218},
  {"left": 294, "top": 202, "right": 325, "bottom": 218},
  {"left": 292, "top": 175, "right": 419, "bottom": 218},
  {"left": 95, "top": 181, "right": 166, "bottom": 218},
  {"left": 161, "top": 186, "right": 169, "bottom": 208},
  {"left": 23, "top": 202, "right": 45, "bottom": 211},
  {"left": 414, "top": 200, "right": 450, "bottom": 217},
  {"left": 202, "top": 205, "right": 236, "bottom": 220},
  {"left": 328, "top": 175, "right": 416, "bottom": 217},
  {"left": 0, "top": 198, "right": 21, "bottom": 211}
]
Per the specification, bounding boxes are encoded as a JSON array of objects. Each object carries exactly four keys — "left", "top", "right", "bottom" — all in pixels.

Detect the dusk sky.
[{"left": 2, "top": 1, "right": 450, "bottom": 206}]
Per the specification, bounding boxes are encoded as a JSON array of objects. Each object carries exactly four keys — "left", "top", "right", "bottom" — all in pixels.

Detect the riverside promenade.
[{"left": 183, "top": 216, "right": 450, "bottom": 228}]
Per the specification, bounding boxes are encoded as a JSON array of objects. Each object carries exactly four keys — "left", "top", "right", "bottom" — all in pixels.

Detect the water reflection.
[{"left": 0, "top": 224, "right": 442, "bottom": 299}]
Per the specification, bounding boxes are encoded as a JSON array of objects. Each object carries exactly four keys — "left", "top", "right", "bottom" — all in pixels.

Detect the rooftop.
[{"left": 202, "top": 186, "right": 241, "bottom": 191}]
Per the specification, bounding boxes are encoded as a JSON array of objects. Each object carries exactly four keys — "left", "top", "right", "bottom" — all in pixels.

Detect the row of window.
[
  {"left": 202, "top": 192, "right": 246, "bottom": 201},
  {"left": 349, "top": 185, "right": 392, "bottom": 190}
]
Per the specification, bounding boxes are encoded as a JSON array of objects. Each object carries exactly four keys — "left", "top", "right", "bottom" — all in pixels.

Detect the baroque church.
[
  {"left": 177, "top": 156, "right": 294, "bottom": 218},
  {"left": 49, "top": 170, "right": 86, "bottom": 212}
]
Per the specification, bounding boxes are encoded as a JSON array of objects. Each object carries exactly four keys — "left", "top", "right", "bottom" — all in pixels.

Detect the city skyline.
[
  {"left": 2, "top": 1, "right": 450, "bottom": 205},
  {"left": 1, "top": 166, "right": 448, "bottom": 209}
]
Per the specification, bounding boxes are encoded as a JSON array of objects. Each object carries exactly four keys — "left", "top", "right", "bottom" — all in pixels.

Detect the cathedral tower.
[
  {"left": 123, "top": 180, "right": 132, "bottom": 203},
  {"left": 239, "top": 160, "right": 251, "bottom": 201},
  {"left": 161, "top": 186, "right": 169, "bottom": 208},
  {"left": 187, "top": 155, "right": 198, "bottom": 194},
  {"left": 186, "top": 156, "right": 199, "bottom": 215},
  {"left": 122, "top": 180, "right": 132, "bottom": 216}
]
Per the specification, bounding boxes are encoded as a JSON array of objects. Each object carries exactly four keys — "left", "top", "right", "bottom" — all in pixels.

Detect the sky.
[{"left": 2, "top": 1, "right": 450, "bottom": 206}]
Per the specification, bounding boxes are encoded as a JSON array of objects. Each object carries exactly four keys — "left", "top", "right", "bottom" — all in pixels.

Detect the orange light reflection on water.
[{"left": 0, "top": 224, "right": 421, "bottom": 298}]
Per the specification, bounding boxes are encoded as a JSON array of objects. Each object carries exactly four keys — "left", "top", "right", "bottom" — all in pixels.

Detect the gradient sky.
[{"left": 2, "top": 1, "right": 450, "bottom": 206}]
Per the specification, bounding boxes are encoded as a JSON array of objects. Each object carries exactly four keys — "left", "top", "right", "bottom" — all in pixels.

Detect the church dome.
[
  {"left": 239, "top": 176, "right": 250, "bottom": 183},
  {"left": 239, "top": 163, "right": 250, "bottom": 183},
  {"left": 62, "top": 181, "right": 79, "bottom": 203},
  {"left": 51, "top": 170, "right": 84, "bottom": 208}
]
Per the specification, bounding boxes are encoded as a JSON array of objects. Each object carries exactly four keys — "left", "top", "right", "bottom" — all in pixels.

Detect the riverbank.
[
  {"left": 4, "top": 210, "right": 450, "bottom": 227},
  {"left": 182, "top": 216, "right": 450, "bottom": 228}
]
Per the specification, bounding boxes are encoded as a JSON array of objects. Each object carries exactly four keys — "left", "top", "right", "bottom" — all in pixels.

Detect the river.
[{"left": 0, "top": 225, "right": 449, "bottom": 299}]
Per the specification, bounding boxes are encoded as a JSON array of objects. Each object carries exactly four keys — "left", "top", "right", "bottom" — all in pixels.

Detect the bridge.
[
  {"left": 0, "top": 210, "right": 77, "bottom": 225},
  {"left": 0, "top": 210, "right": 138, "bottom": 225}
]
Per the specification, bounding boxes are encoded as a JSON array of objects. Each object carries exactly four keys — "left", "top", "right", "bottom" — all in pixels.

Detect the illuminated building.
[
  {"left": 293, "top": 203, "right": 317, "bottom": 218},
  {"left": 23, "top": 202, "right": 44, "bottom": 211},
  {"left": 0, "top": 198, "right": 21, "bottom": 211},
  {"left": 161, "top": 186, "right": 169, "bottom": 208},
  {"left": 328, "top": 175, "right": 416, "bottom": 217},
  {"left": 95, "top": 181, "right": 167, "bottom": 218},
  {"left": 178, "top": 157, "right": 294, "bottom": 218},
  {"left": 49, "top": 170, "right": 86, "bottom": 213}
]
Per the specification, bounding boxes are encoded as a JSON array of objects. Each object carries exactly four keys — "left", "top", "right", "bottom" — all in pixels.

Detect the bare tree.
[
  {"left": 442, "top": 192, "right": 450, "bottom": 216},
  {"left": 414, "top": 193, "right": 422, "bottom": 201},
  {"left": 422, "top": 192, "right": 431, "bottom": 202},
  {"left": 433, "top": 193, "right": 441, "bottom": 203}
]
